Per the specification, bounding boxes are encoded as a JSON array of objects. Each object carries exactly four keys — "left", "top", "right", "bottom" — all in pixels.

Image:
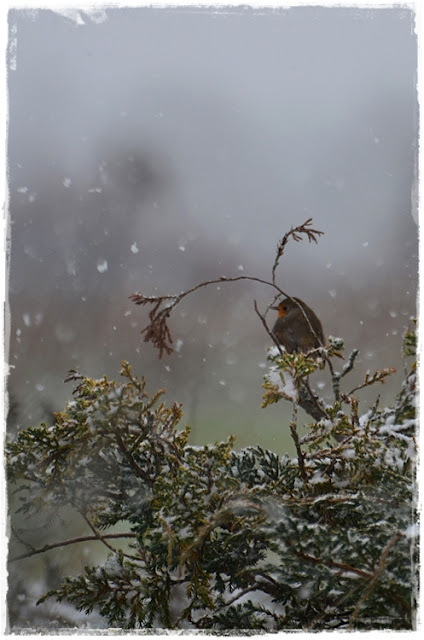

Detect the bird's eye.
[{"left": 282, "top": 305, "right": 288, "bottom": 311}]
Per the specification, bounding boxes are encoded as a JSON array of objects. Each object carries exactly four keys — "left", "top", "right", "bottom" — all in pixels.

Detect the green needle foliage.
[{"left": 6, "top": 328, "right": 417, "bottom": 630}]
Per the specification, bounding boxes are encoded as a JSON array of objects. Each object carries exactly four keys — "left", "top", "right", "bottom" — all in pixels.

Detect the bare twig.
[
  {"left": 289, "top": 403, "right": 309, "bottom": 482},
  {"left": 291, "top": 546, "right": 374, "bottom": 581},
  {"left": 11, "top": 526, "right": 36, "bottom": 553},
  {"left": 345, "top": 368, "right": 396, "bottom": 397},
  {"left": 323, "top": 348, "right": 359, "bottom": 404},
  {"left": 9, "top": 532, "right": 137, "bottom": 563},
  {"left": 193, "top": 583, "right": 264, "bottom": 628},
  {"left": 78, "top": 510, "right": 121, "bottom": 556},
  {"left": 340, "top": 349, "right": 360, "bottom": 379},
  {"left": 253, "top": 299, "right": 284, "bottom": 356},
  {"left": 76, "top": 509, "right": 142, "bottom": 562},
  {"left": 272, "top": 218, "right": 324, "bottom": 285},
  {"left": 299, "top": 380, "right": 327, "bottom": 422},
  {"left": 130, "top": 219, "right": 324, "bottom": 357},
  {"left": 130, "top": 275, "right": 288, "bottom": 358},
  {"left": 348, "top": 532, "right": 406, "bottom": 628},
  {"left": 324, "top": 355, "right": 340, "bottom": 402}
]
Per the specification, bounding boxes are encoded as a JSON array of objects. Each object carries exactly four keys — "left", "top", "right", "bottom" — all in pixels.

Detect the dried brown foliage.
[{"left": 129, "top": 294, "right": 176, "bottom": 358}]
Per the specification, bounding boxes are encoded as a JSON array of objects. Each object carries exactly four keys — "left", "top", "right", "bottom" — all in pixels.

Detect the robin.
[{"left": 271, "top": 297, "right": 325, "bottom": 354}]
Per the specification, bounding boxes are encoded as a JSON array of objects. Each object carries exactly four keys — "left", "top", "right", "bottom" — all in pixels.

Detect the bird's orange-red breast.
[{"left": 271, "top": 297, "right": 325, "bottom": 354}]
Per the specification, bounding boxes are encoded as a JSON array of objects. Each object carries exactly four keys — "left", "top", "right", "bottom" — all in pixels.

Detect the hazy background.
[
  {"left": 7, "top": 6, "right": 417, "bottom": 445},
  {"left": 5, "top": 5, "right": 418, "bottom": 628}
]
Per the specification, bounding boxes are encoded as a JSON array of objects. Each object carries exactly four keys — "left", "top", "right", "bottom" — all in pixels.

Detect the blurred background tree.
[{"left": 7, "top": 6, "right": 417, "bottom": 446}]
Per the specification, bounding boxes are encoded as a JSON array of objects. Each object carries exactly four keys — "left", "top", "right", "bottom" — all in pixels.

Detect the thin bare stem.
[
  {"left": 289, "top": 402, "right": 308, "bottom": 482},
  {"left": 253, "top": 299, "right": 284, "bottom": 356},
  {"left": 272, "top": 218, "right": 324, "bottom": 285},
  {"left": 324, "top": 354, "right": 340, "bottom": 402},
  {"left": 9, "top": 532, "right": 137, "bottom": 563},
  {"left": 348, "top": 532, "right": 406, "bottom": 628},
  {"left": 79, "top": 510, "right": 121, "bottom": 556},
  {"left": 130, "top": 276, "right": 288, "bottom": 358},
  {"left": 340, "top": 349, "right": 360, "bottom": 379},
  {"left": 291, "top": 547, "right": 374, "bottom": 581},
  {"left": 346, "top": 368, "right": 396, "bottom": 397},
  {"left": 10, "top": 526, "right": 36, "bottom": 553},
  {"left": 301, "top": 379, "right": 327, "bottom": 421},
  {"left": 130, "top": 218, "right": 324, "bottom": 358}
]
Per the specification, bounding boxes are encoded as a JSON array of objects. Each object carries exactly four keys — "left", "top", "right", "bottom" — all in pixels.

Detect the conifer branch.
[
  {"left": 113, "top": 427, "right": 154, "bottom": 487},
  {"left": 348, "top": 532, "right": 406, "bottom": 628},
  {"left": 291, "top": 547, "right": 374, "bottom": 581},
  {"left": 6, "top": 220, "right": 416, "bottom": 631}
]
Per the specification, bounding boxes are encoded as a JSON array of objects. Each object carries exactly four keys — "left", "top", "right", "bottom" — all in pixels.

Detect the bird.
[{"left": 271, "top": 297, "right": 325, "bottom": 354}]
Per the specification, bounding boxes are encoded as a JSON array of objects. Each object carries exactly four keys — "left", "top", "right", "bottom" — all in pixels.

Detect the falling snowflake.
[{"left": 97, "top": 259, "right": 108, "bottom": 273}]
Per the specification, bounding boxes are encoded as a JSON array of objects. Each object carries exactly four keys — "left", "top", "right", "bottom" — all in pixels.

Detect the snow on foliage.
[{"left": 6, "top": 324, "right": 417, "bottom": 630}]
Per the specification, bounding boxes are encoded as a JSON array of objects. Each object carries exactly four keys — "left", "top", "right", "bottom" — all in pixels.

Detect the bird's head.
[{"left": 271, "top": 298, "right": 301, "bottom": 318}]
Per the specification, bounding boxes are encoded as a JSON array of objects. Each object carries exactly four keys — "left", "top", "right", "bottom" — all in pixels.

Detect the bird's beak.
[{"left": 270, "top": 306, "right": 279, "bottom": 311}]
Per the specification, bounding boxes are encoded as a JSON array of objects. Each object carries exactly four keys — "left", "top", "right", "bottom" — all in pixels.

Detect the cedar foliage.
[
  {"left": 7, "top": 332, "right": 417, "bottom": 630},
  {"left": 7, "top": 222, "right": 417, "bottom": 630}
]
